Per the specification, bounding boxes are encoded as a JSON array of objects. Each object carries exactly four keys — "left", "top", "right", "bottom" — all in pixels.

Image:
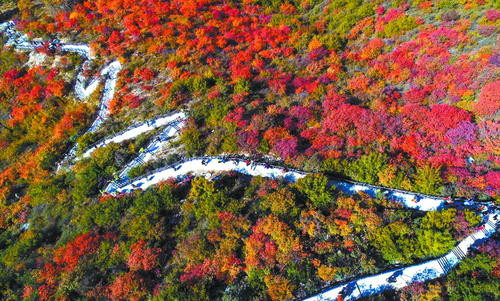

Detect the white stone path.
[{"left": 81, "top": 111, "right": 186, "bottom": 159}]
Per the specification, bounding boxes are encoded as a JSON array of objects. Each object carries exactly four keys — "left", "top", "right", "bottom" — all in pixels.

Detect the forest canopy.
[{"left": 0, "top": 0, "right": 498, "bottom": 300}]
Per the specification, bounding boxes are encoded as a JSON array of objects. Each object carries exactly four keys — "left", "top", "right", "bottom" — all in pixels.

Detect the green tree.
[
  {"left": 234, "top": 78, "right": 251, "bottom": 94},
  {"left": 0, "top": 234, "right": 39, "bottom": 268},
  {"left": 415, "top": 229, "right": 455, "bottom": 258},
  {"left": 76, "top": 132, "right": 98, "bottom": 155},
  {"left": 447, "top": 254, "right": 500, "bottom": 301},
  {"left": 414, "top": 209, "right": 457, "bottom": 258},
  {"left": 180, "top": 126, "right": 206, "bottom": 156},
  {"left": 187, "top": 177, "right": 226, "bottom": 226},
  {"left": 87, "top": 197, "right": 130, "bottom": 229},
  {"left": 261, "top": 188, "right": 299, "bottom": 217},
  {"left": 294, "top": 174, "right": 335, "bottom": 209},
  {"left": 206, "top": 98, "right": 231, "bottom": 128},
  {"left": 190, "top": 76, "right": 208, "bottom": 93},
  {"left": 348, "top": 152, "right": 388, "bottom": 184},
  {"left": 28, "top": 174, "right": 68, "bottom": 206},
  {"left": 379, "top": 16, "right": 418, "bottom": 38},
  {"left": 464, "top": 210, "right": 481, "bottom": 226},
  {"left": 413, "top": 165, "right": 443, "bottom": 195},
  {"left": 370, "top": 221, "right": 416, "bottom": 263},
  {"left": 72, "top": 144, "right": 121, "bottom": 202},
  {"left": 420, "top": 209, "right": 456, "bottom": 230},
  {"left": 321, "top": 158, "right": 347, "bottom": 176},
  {"left": 121, "top": 187, "right": 176, "bottom": 240}
]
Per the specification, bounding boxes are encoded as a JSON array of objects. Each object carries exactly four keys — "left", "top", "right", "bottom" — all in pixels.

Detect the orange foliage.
[{"left": 264, "top": 274, "right": 295, "bottom": 301}]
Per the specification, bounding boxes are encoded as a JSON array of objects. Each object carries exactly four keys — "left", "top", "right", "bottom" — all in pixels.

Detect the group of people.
[
  {"left": 108, "top": 155, "right": 289, "bottom": 193},
  {"left": 198, "top": 155, "right": 287, "bottom": 171}
]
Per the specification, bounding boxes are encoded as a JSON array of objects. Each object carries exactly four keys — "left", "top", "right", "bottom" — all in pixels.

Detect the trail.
[
  {"left": 108, "top": 117, "right": 186, "bottom": 186},
  {"left": 304, "top": 213, "right": 497, "bottom": 301},
  {"left": 105, "top": 156, "right": 307, "bottom": 194},
  {"left": 105, "top": 155, "right": 490, "bottom": 214},
  {"left": 107, "top": 154, "right": 497, "bottom": 301},
  {"left": 81, "top": 112, "right": 186, "bottom": 158},
  {"left": 0, "top": 21, "right": 122, "bottom": 168},
  {"left": 1, "top": 19, "right": 497, "bottom": 301},
  {"left": 0, "top": 20, "right": 187, "bottom": 172}
]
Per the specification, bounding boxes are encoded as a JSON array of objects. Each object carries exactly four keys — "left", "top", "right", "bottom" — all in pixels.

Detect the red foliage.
[
  {"left": 127, "top": 240, "right": 160, "bottom": 271},
  {"left": 52, "top": 105, "right": 88, "bottom": 139},
  {"left": 244, "top": 232, "right": 278, "bottom": 270},
  {"left": 0, "top": 66, "right": 70, "bottom": 128},
  {"left": 122, "top": 93, "right": 144, "bottom": 109},
  {"left": 107, "top": 272, "right": 145, "bottom": 301},
  {"left": 53, "top": 233, "right": 101, "bottom": 272},
  {"left": 272, "top": 137, "right": 298, "bottom": 159},
  {"left": 5, "top": 0, "right": 496, "bottom": 207},
  {"left": 263, "top": 127, "right": 292, "bottom": 147},
  {"left": 37, "top": 284, "right": 55, "bottom": 301},
  {"left": 474, "top": 81, "right": 499, "bottom": 116},
  {"left": 484, "top": 171, "right": 500, "bottom": 191},
  {"left": 8, "top": 104, "right": 43, "bottom": 126},
  {"left": 244, "top": 215, "right": 303, "bottom": 271},
  {"left": 22, "top": 286, "right": 34, "bottom": 299},
  {"left": 180, "top": 260, "right": 213, "bottom": 283},
  {"left": 133, "top": 68, "right": 155, "bottom": 82}
]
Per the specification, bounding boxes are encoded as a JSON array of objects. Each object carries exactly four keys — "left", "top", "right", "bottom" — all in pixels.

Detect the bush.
[
  {"left": 234, "top": 78, "right": 251, "bottom": 94},
  {"left": 446, "top": 254, "right": 499, "bottom": 301},
  {"left": 294, "top": 174, "right": 335, "bottom": 209},
  {"left": 412, "top": 165, "right": 443, "bottom": 195},
  {"left": 379, "top": 16, "right": 418, "bottom": 38},
  {"left": 348, "top": 152, "right": 388, "bottom": 184},
  {"left": 180, "top": 126, "right": 206, "bottom": 156},
  {"left": 76, "top": 132, "right": 98, "bottom": 154}
]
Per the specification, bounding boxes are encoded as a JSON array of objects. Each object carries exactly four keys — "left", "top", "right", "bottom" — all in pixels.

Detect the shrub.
[
  {"left": 379, "top": 16, "right": 418, "bottom": 38},
  {"left": 294, "top": 174, "right": 335, "bottom": 209},
  {"left": 180, "top": 126, "right": 206, "bottom": 156},
  {"left": 234, "top": 78, "right": 251, "bottom": 94},
  {"left": 76, "top": 132, "right": 99, "bottom": 154},
  {"left": 348, "top": 153, "right": 388, "bottom": 184},
  {"left": 412, "top": 165, "right": 443, "bottom": 195}
]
